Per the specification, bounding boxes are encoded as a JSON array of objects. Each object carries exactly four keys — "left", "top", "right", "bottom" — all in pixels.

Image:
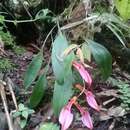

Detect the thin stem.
[
  {"left": 41, "top": 25, "right": 57, "bottom": 51},
  {"left": 3, "top": 16, "right": 52, "bottom": 24},
  {"left": 1, "top": 5, "right": 15, "bottom": 19},
  {"left": 75, "top": 83, "right": 86, "bottom": 98},
  {"left": 19, "top": 0, "right": 33, "bottom": 19},
  {"left": 60, "top": 15, "right": 99, "bottom": 30},
  {"left": 4, "top": 18, "right": 37, "bottom": 23}
]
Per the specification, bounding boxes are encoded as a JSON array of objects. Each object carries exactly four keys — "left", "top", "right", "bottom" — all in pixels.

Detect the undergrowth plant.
[
  {"left": 0, "top": 15, "right": 14, "bottom": 47},
  {"left": 23, "top": 32, "right": 112, "bottom": 130},
  {"left": 39, "top": 123, "right": 60, "bottom": 130},
  {"left": 20, "top": 0, "right": 130, "bottom": 130},
  {"left": 118, "top": 83, "right": 130, "bottom": 110},
  {"left": 0, "top": 58, "right": 14, "bottom": 71},
  {"left": 13, "top": 103, "right": 34, "bottom": 129},
  {"left": 12, "top": 45, "right": 26, "bottom": 55},
  {"left": 114, "top": 0, "right": 130, "bottom": 21},
  {"left": 108, "top": 78, "right": 130, "bottom": 111},
  {"left": 0, "top": 15, "right": 26, "bottom": 55},
  {"left": 0, "top": 0, "right": 128, "bottom": 129}
]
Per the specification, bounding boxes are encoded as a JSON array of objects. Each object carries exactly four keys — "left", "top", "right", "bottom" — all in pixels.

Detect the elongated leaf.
[
  {"left": 106, "top": 23, "right": 126, "bottom": 47},
  {"left": 23, "top": 52, "right": 43, "bottom": 89},
  {"left": 29, "top": 74, "right": 47, "bottom": 108},
  {"left": 63, "top": 53, "right": 75, "bottom": 80},
  {"left": 52, "top": 81, "right": 73, "bottom": 116},
  {"left": 99, "top": 13, "right": 129, "bottom": 29},
  {"left": 76, "top": 48, "right": 84, "bottom": 63},
  {"left": 87, "top": 40, "right": 112, "bottom": 79},
  {"left": 52, "top": 53, "right": 74, "bottom": 116},
  {"left": 51, "top": 33, "right": 68, "bottom": 84},
  {"left": 82, "top": 44, "right": 91, "bottom": 62},
  {"left": 115, "top": 0, "right": 130, "bottom": 21},
  {"left": 40, "top": 123, "right": 59, "bottom": 130}
]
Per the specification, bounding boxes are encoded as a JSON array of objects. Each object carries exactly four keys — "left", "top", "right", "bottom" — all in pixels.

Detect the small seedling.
[{"left": 13, "top": 103, "right": 34, "bottom": 128}]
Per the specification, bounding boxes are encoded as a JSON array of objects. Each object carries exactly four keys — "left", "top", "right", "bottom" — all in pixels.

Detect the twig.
[
  {"left": 7, "top": 78, "right": 18, "bottom": 110},
  {"left": 103, "top": 97, "right": 116, "bottom": 106},
  {"left": 108, "top": 119, "right": 116, "bottom": 130},
  {"left": 6, "top": 78, "right": 22, "bottom": 130},
  {"left": 3, "top": 16, "right": 52, "bottom": 24},
  {"left": 4, "top": 18, "right": 37, "bottom": 23},
  {"left": 60, "top": 15, "right": 98, "bottom": 30},
  {"left": 30, "top": 44, "right": 40, "bottom": 51},
  {"left": 0, "top": 82, "right": 14, "bottom": 130},
  {"left": 0, "top": 47, "right": 8, "bottom": 56}
]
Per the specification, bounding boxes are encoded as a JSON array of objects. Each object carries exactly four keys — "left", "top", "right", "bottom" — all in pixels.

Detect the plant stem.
[
  {"left": 41, "top": 25, "right": 57, "bottom": 51},
  {"left": 60, "top": 15, "right": 99, "bottom": 30}
]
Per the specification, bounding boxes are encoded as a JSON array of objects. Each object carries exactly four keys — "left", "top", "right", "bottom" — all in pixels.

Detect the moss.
[
  {"left": 13, "top": 45, "right": 26, "bottom": 55},
  {"left": 0, "top": 30, "right": 14, "bottom": 47},
  {"left": 0, "top": 58, "right": 14, "bottom": 71}
]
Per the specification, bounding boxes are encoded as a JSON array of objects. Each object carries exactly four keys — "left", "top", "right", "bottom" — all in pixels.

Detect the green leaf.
[
  {"left": 52, "top": 81, "right": 73, "bottom": 116},
  {"left": 87, "top": 40, "right": 112, "bottom": 79},
  {"left": 35, "top": 9, "right": 52, "bottom": 20},
  {"left": 29, "top": 74, "right": 47, "bottom": 108},
  {"left": 101, "top": 13, "right": 129, "bottom": 30},
  {"left": 63, "top": 53, "right": 75, "bottom": 80},
  {"left": 13, "top": 111, "right": 21, "bottom": 118},
  {"left": 52, "top": 33, "right": 75, "bottom": 116},
  {"left": 82, "top": 44, "right": 91, "bottom": 62},
  {"left": 52, "top": 52, "right": 74, "bottom": 116},
  {"left": 39, "top": 123, "right": 59, "bottom": 130},
  {"left": 22, "top": 110, "right": 28, "bottom": 119},
  {"left": 27, "top": 109, "right": 35, "bottom": 114},
  {"left": 23, "top": 52, "right": 43, "bottom": 89},
  {"left": 51, "top": 33, "right": 68, "bottom": 84},
  {"left": 18, "top": 103, "right": 26, "bottom": 111},
  {"left": 106, "top": 23, "right": 126, "bottom": 47},
  {"left": 115, "top": 0, "right": 130, "bottom": 21},
  {"left": 20, "top": 119, "right": 27, "bottom": 129},
  {"left": 0, "top": 15, "right": 4, "bottom": 24}
]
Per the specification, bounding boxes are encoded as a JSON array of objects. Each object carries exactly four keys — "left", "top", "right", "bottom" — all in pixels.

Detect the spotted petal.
[
  {"left": 59, "top": 107, "right": 73, "bottom": 130},
  {"left": 85, "top": 91, "right": 100, "bottom": 111},
  {"left": 72, "top": 61, "right": 92, "bottom": 86},
  {"left": 81, "top": 111, "right": 93, "bottom": 130}
]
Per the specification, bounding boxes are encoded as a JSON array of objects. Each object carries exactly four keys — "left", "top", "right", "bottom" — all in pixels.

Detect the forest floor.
[{"left": 1, "top": 43, "right": 130, "bottom": 130}]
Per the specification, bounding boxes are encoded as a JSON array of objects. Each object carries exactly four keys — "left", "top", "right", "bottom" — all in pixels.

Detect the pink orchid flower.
[
  {"left": 59, "top": 97, "right": 76, "bottom": 130},
  {"left": 85, "top": 91, "right": 100, "bottom": 111},
  {"left": 81, "top": 111, "right": 93, "bottom": 130},
  {"left": 75, "top": 103, "right": 93, "bottom": 130},
  {"left": 72, "top": 61, "right": 92, "bottom": 86},
  {"left": 59, "top": 106, "right": 73, "bottom": 130}
]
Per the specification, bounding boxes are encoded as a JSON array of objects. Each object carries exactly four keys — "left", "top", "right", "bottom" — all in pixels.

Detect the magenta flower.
[
  {"left": 81, "top": 111, "right": 93, "bottom": 130},
  {"left": 59, "top": 98, "right": 76, "bottom": 130},
  {"left": 72, "top": 61, "right": 92, "bottom": 86},
  {"left": 75, "top": 103, "right": 93, "bottom": 130},
  {"left": 85, "top": 91, "right": 100, "bottom": 111},
  {"left": 59, "top": 107, "right": 73, "bottom": 130}
]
